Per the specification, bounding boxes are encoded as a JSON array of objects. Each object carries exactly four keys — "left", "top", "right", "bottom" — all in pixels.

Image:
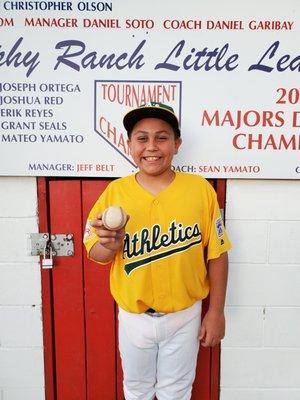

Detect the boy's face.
[{"left": 127, "top": 117, "right": 182, "bottom": 178}]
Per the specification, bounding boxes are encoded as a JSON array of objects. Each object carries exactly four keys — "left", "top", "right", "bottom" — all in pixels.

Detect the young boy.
[{"left": 83, "top": 102, "right": 231, "bottom": 400}]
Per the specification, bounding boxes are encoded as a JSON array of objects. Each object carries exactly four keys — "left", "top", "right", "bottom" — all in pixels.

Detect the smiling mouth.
[{"left": 143, "top": 156, "right": 161, "bottom": 161}]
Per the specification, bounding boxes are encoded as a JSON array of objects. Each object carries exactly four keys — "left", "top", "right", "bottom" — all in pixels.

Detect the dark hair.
[
  {"left": 127, "top": 119, "right": 181, "bottom": 139},
  {"left": 123, "top": 102, "right": 181, "bottom": 138}
]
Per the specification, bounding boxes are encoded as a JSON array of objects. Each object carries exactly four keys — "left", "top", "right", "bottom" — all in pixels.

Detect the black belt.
[
  {"left": 145, "top": 308, "right": 166, "bottom": 317},
  {"left": 146, "top": 308, "right": 156, "bottom": 313}
]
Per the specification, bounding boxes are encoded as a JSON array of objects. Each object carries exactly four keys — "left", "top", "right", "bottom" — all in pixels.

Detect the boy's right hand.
[{"left": 90, "top": 213, "right": 127, "bottom": 252}]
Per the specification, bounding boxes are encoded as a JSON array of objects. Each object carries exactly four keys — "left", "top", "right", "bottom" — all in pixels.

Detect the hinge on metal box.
[{"left": 28, "top": 233, "right": 74, "bottom": 257}]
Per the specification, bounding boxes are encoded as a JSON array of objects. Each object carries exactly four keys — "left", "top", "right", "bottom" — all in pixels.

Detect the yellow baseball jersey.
[{"left": 84, "top": 172, "right": 231, "bottom": 313}]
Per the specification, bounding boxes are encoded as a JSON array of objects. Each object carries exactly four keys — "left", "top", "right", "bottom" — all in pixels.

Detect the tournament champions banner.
[{"left": 0, "top": 0, "right": 299, "bottom": 179}]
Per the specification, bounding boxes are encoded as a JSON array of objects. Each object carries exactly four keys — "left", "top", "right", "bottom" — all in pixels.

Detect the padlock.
[
  {"left": 42, "top": 257, "right": 53, "bottom": 269},
  {"left": 42, "top": 241, "right": 54, "bottom": 269}
]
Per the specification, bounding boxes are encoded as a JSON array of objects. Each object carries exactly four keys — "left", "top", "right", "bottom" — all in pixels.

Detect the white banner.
[{"left": 0, "top": 0, "right": 299, "bottom": 178}]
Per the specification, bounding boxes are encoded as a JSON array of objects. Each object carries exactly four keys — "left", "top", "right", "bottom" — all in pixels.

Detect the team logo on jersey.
[
  {"left": 83, "top": 220, "right": 93, "bottom": 240},
  {"left": 215, "top": 217, "right": 224, "bottom": 238},
  {"left": 123, "top": 220, "right": 202, "bottom": 275},
  {"left": 84, "top": 220, "right": 99, "bottom": 246},
  {"left": 94, "top": 80, "right": 182, "bottom": 168}
]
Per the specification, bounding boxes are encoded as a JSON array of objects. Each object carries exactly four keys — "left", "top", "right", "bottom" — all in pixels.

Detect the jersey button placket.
[{"left": 150, "top": 199, "right": 171, "bottom": 310}]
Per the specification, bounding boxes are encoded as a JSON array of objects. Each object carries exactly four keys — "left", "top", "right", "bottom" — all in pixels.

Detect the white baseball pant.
[{"left": 118, "top": 300, "right": 202, "bottom": 400}]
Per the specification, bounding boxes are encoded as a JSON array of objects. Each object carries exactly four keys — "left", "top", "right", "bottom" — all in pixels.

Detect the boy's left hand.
[{"left": 199, "top": 309, "right": 225, "bottom": 347}]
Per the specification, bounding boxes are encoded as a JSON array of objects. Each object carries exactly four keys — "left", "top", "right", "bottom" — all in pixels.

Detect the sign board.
[{"left": 0, "top": 0, "right": 299, "bottom": 178}]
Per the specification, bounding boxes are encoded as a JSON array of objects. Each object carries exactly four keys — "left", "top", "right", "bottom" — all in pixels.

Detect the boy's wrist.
[
  {"left": 207, "top": 306, "right": 225, "bottom": 315},
  {"left": 89, "top": 240, "right": 117, "bottom": 263}
]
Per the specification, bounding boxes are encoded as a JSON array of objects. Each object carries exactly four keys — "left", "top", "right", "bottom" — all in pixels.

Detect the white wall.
[
  {"left": 221, "top": 180, "right": 300, "bottom": 400},
  {"left": 0, "top": 177, "right": 45, "bottom": 400},
  {"left": 1, "top": 177, "right": 299, "bottom": 400}
]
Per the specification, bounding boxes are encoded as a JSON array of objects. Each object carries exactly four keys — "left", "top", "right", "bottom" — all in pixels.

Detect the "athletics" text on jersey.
[{"left": 123, "top": 220, "right": 202, "bottom": 275}]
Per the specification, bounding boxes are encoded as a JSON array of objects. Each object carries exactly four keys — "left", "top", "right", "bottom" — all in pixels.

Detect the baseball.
[{"left": 102, "top": 206, "right": 127, "bottom": 230}]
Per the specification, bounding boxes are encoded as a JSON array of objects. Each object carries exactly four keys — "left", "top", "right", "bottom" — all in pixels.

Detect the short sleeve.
[
  {"left": 206, "top": 190, "right": 231, "bottom": 261},
  {"left": 83, "top": 186, "right": 110, "bottom": 256}
]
